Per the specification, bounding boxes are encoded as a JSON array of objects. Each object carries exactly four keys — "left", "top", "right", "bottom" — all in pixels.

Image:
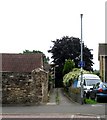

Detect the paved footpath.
[{"left": 46, "top": 88, "right": 56, "bottom": 105}]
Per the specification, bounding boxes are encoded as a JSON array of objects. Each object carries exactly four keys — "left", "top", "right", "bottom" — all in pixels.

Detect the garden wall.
[
  {"left": 2, "top": 68, "right": 48, "bottom": 105},
  {"left": 68, "top": 87, "right": 81, "bottom": 104}
]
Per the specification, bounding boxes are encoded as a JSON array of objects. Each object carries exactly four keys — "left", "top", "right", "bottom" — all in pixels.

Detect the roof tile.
[{"left": 1, "top": 53, "right": 43, "bottom": 72}]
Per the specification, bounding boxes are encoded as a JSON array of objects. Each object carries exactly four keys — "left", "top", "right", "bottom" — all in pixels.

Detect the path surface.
[{"left": 1, "top": 88, "right": 107, "bottom": 119}]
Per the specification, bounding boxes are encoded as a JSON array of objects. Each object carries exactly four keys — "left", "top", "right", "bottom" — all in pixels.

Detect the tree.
[
  {"left": 23, "top": 50, "right": 50, "bottom": 63},
  {"left": 63, "top": 59, "right": 75, "bottom": 75},
  {"left": 48, "top": 36, "right": 93, "bottom": 87},
  {"left": 93, "top": 70, "right": 100, "bottom": 77}
]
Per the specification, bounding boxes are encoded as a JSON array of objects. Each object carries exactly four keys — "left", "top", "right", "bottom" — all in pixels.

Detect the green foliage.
[
  {"left": 55, "top": 89, "right": 60, "bottom": 104},
  {"left": 63, "top": 68, "right": 90, "bottom": 86},
  {"left": 93, "top": 70, "right": 100, "bottom": 77},
  {"left": 23, "top": 50, "right": 43, "bottom": 54},
  {"left": 48, "top": 36, "right": 93, "bottom": 87},
  {"left": 63, "top": 59, "right": 75, "bottom": 75},
  {"left": 48, "top": 36, "right": 93, "bottom": 71},
  {"left": 22, "top": 50, "right": 50, "bottom": 64},
  {"left": 85, "top": 98, "right": 97, "bottom": 104}
]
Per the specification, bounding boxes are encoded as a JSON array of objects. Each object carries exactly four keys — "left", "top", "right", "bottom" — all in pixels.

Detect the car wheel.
[
  {"left": 86, "top": 93, "right": 90, "bottom": 99},
  {"left": 90, "top": 92, "right": 95, "bottom": 100}
]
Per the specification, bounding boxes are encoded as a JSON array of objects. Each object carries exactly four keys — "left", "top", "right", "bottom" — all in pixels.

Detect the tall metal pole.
[
  {"left": 81, "top": 14, "right": 83, "bottom": 68},
  {"left": 80, "top": 14, "right": 84, "bottom": 104}
]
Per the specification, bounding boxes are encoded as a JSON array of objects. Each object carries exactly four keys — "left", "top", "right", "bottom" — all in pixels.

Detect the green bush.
[
  {"left": 63, "top": 59, "right": 75, "bottom": 75},
  {"left": 85, "top": 98, "right": 97, "bottom": 104},
  {"left": 63, "top": 68, "right": 90, "bottom": 86}
]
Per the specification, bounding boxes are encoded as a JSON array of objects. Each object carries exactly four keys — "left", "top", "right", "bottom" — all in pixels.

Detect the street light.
[{"left": 80, "top": 14, "right": 84, "bottom": 104}]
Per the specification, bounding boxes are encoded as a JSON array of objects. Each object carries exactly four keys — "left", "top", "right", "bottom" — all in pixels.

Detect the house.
[
  {"left": 98, "top": 43, "right": 107, "bottom": 82},
  {"left": 1, "top": 53, "right": 44, "bottom": 73},
  {"left": 1, "top": 53, "right": 49, "bottom": 105}
]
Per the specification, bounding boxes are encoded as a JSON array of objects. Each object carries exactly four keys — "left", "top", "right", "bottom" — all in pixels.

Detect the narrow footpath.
[
  {"left": 48, "top": 88, "right": 77, "bottom": 106},
  {"left": 47, "top": 88, "right": 56, "bottom": 105}
]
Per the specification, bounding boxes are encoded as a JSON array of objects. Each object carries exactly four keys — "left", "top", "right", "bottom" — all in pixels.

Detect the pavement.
[
  {"left": 1, "top": 88, "right": 107, "bottom": 120},
  {"left": 46, "top": 88, "right": 56, "bottom": 105},
  {"left": 2, "top": 114, "right": 105, "bottom": 120}
]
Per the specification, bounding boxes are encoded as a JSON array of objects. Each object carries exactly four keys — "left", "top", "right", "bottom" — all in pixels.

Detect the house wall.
[
  {"left": 105, "top": 56, "right": 107, "bottom": 82},
  {"left": 99, "top": 56, "right": 104, "bottom": 81},
  {"left": 99, "top": 44, "right": 107, "bottom": 82},
  {"left": 99, "top": 56, "right": 107, "bottom": 82},
  {"left": 2, "top": 68, "right": 48, "bottom": 105}
]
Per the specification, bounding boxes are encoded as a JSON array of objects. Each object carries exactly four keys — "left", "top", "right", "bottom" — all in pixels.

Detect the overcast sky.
[{"left": 0, "top": 0, "right": 106, "bottom": 70}]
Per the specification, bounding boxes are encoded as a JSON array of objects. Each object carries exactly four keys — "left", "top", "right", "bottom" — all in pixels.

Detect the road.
[{"left": 1, "top": 88, "right": 107, "bottom": 119}]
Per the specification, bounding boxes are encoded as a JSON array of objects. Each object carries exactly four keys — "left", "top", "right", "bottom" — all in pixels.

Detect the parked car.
[
  {"left": 90, "top": 82, "right": 107, "bottom": 102},
  {"left": 77, "top": 74, "right": 101, "bottom": 98}
]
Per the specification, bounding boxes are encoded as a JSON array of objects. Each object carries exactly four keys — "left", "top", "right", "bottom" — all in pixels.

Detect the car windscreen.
[
  {"left": 102, "top": 83, "right": 107, "bottom": 88},
  {"left": 85, "top": 79, "right": 101, "bottom": 86}
]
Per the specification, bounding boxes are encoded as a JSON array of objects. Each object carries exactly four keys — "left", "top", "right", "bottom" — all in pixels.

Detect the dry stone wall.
[
  {"left": 2, "top": 68, "right": 48, "bottom": 105},
  {"left": 31, "top": 68, "right": 48, "bottom": 103}
]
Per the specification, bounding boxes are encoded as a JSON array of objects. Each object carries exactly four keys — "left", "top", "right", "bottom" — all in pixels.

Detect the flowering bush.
[{"left": 63, "top": 68, "right": 90, "bottom": 87}]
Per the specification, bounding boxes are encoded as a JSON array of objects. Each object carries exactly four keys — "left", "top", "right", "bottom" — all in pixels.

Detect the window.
[{"left": 86, "top": 79, "right": 101, "bottom": 86}]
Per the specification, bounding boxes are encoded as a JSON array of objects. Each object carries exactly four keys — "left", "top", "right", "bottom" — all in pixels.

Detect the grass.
[
  {"left": 84, "top": 98, "right": 97, "bottom": 104},
  {"left": 55, "top": 89, "right": 60, "bottom": 104}
]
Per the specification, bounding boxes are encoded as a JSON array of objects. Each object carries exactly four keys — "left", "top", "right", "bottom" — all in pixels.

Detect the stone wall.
[
  {"left": 68, "top": 87, "right": 81, "bottom": 104},
  {"left": 31, "top": 68, "right": 48, "bottom": 103},
  {"left": 2, "top": 68, "right": 48, "bottom": 105}
]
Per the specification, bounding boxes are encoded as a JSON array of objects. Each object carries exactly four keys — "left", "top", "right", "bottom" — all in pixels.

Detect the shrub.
[
  {"left": 85, "top": 98, "right": 97, "bottom": 104},
  {"left": 63, "top": 68, "right": 90, "bottom": 87}
]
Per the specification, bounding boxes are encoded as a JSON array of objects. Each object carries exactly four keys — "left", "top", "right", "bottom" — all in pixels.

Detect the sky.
[{"left": 0, "top": 0, "right": 106, "bottom": 70}]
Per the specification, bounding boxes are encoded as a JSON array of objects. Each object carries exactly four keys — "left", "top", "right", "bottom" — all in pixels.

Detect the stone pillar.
[{"left": 31, "top": 68, "right": 48, "bottom": 103}]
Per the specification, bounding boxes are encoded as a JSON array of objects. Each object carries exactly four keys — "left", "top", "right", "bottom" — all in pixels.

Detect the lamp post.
[{"left": 80, "top": 14, "right": 84, "bottom": 104}]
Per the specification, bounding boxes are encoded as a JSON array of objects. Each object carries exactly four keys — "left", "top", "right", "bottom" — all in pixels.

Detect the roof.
[
  {"left": 78, "top": 74, "right": 100, "bottom": 80},
  {"left": 1, "top": 53, "right": 43, "bottom": 73},
  {"left": 98, "top": 43, "right": 107, "bottom": 60}
]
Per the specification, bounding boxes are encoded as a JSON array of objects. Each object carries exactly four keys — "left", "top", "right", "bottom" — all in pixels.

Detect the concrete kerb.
[{"left": 1, "top": 113, "right": 102, "bottom": 119}]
